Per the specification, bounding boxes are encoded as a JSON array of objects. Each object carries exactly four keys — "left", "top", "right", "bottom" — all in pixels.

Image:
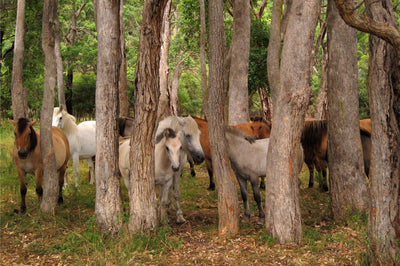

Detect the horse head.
[
  {"left": 52, "top": 107, "right": 65, "bottom": 128},
  {"left": 182, "top": 116, "right": 205, "bottom": 164},
  {"left": 157, "top": 128, "right": 183, "bottom": 172},
  {"left": 11, "top": 118, "right": 38, "bottom": 159}
]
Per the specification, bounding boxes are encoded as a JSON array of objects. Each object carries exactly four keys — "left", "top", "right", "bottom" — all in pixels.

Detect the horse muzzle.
[
  {"left": 191, "top": 152, "right": 205, "bottom": 165},
  {"left": 18, "top": 150, "right": 28, "bottom": 159},
  {"left": 172, "top": 165, "right": 180, "bottom": 172}
]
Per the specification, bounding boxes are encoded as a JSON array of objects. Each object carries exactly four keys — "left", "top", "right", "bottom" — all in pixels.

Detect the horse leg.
[
  {"left": 188, "top": 158, "right": 196, "bottom": 177},
  {"left": 206, "top": 159, "right": 215, "bottom": 191},
  {"left": 72, "top": 153, "right": 79, "bottom": 187},
  {"left": 307, "top": 162, "right": 314, "bottom": 188},
  {"left": 320, "top": 168, "right": 328, "bottom": 192},
  {"left": 35, "top": 168, "right": 44, "bottom": 203},
  {"left": 58, "top": 165, "right": 67, "bottom": 204},
  {"left": 250, "top": 176, "right": 265, "bottom": 219},
  {"left": 16, "top": 168, "right": 27, "bottom": 213},
  {"left": 159, "top": 179, "right": 172, "bottom": 224},
  {"left": 259, "top": 177, "right": 265, "bottom": 190},
  {"left": 237, "top": 176, "right": 250, "bottom": 219},
  {"left": 173, "top": 171, "right": 185, "bottom": 224},
  {"left": 87, "top": 158, "right": 95, "bottom": 184}
]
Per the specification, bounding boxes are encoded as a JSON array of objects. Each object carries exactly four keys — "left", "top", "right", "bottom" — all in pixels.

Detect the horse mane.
[
  {"left": 17, "top": 118, "right": 38, "bottom": 152},
  {"left": 155, "top": 128, "right": 177, "bottom": 144},
  {"left": 225, "top": 126, "right": 255, "bottom": 143},
  {"left": 301, "top": 119, "right": 327, "bottom": 148},
  {"left": 59, "top": 108, "right": 78, "bottom": 134}
]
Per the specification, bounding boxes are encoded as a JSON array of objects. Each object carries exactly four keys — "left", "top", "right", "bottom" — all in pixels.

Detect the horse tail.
[{"left": 301, "top": 120, "right": 327, "bottom": 149}]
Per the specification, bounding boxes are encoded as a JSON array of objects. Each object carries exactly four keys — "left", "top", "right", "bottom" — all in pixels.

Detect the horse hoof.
[
  {"left": 58, "top": 197, "right": 64, "bottom": 204},
  {"left": 207, "top": 184, "right": 215, "bottom": 191},
  {"left": 177, "top": 216, "right": 186, "bottom": 224}
]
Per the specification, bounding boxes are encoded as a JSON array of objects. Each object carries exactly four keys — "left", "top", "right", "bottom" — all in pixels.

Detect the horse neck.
[
  {"left": 62, "top": 114, "right": 78, "bottom": 136},
  {"left": 155, "top": 138, "right": 170, "bottom": 170}
]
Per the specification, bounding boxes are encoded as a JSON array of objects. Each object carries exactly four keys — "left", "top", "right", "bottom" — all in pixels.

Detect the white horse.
[
  {"left": 225, "top": 127, "right": 270, "bottom": 219},
  {"left": 52, "top": 106, "right": 96, "bottom": 187},
  {"left": 119, "top": 128, "right": 185, "bottom": 223},
  {"left": 156, "top": 116, "right": 205, "bottom": 223}
]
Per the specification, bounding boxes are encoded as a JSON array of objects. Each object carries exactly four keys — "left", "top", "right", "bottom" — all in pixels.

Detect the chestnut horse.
[
  {"left": 11, "top": 118, "right": 70, "bottom": 213},
  {"left": 190, "top": 116, "right": 271, "bottom": 190},
  {"left": 301, "top": 118, "right": 372, "bottom": 190}
]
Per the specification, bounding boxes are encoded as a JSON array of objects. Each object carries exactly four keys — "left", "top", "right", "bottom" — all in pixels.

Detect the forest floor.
[{"left": 0, "top": 146, "right": 368, "bottom": 265}]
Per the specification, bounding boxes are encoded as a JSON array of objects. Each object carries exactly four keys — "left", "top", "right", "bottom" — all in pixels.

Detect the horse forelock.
[{"left": 16, "top": 118, "right": 37, "bottom": 151}]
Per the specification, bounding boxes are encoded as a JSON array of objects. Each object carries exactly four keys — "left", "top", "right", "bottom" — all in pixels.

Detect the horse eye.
[{"left": 165, "top": 146, "right": 169, "bottom": 152}]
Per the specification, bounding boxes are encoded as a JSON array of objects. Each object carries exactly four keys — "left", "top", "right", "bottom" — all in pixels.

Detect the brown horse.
[
  {"left": 11, "top": 118, "right": 70, "bottom": 213},
  {"left": 301, "top": 118, "right": 371, "bottom": 190},
  {"left": 191, "top": 116, "right": 271, "bottom": 190}
]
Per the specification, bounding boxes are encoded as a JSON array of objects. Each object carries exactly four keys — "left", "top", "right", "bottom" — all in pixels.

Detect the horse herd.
[{"left": 11, "top": 107, "right": 372, "bottom": 224}]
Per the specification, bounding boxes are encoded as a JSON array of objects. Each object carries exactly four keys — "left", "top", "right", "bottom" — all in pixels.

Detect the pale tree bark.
[
  {"left": 129, "top": 0, "right": 167, "bottom": 233},
  {"left": 265, "top": 0, "right": 320, "bottom": 244},
  {"left": 228, "top": 0, "right": 250, "bottom": 125},
  {"left": 169, "top": 51, "right": 189, "bottom": 115},
  {"left": 40, "top": 0, "right": 59, "bottom": 214},
  {"left": 11, "top": 0, "right": 28, "bottom": 120},
  {"left": 157, "top": 0, "right": 172, "bottom": 121},
  {"left": 327, "top": 0, "right": 368, "bottom": 218},
  {"left": 266, "top": 0, "right": 283, "bottom": 110},
  {"left": 257, "top": 88, "right": 272, "bottom": 124},
  {"left": 54, "top": 14, "right": 66, "bottom": 110},
  {"left": 95, "top": 0, "right": 122, "bottom": 235},
  {"left": 199, "top": 0, "right": 208, "bottom": 118},
  {"left": 208, "top": 0, "right": 240, "bottom": 236},
  {"left": 363, "top": 1, "right": 400, "bottom": 264},
  {"left": 119, "top": 0, "right": 130, "bottom": 117}
]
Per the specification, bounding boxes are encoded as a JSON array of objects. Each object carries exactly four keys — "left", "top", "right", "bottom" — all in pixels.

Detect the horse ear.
[
  {"left": 59, "top": 105, "right": 64, "bottom": 112},
  {"left": 10, "top": 120, "right": 17, "bottom": 127},
  {"left": 29, "top": 121, "right": 37, "bottom": 127}
]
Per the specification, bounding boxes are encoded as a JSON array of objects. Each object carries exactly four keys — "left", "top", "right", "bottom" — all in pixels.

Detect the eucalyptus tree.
[
  {"left": 40, "top": 0, "right": 60, "bottom": 214},
  {"left": 326, "top": 0, "right": 368, "bottom": 218},
  {"left": 128, "top": 0, "right": 168, "bottom": 232},
  {"left": 94, "top": 0, "right": 123, "bottom": 235},
  {"left": 265, "top": 0, "right": 320, "bottom": 244},
  {"left": 208, "top": 0, "right": 240, "bottom": 236},
  {"left": 11, "top": 0, "right": 28, "bottom": 120}
]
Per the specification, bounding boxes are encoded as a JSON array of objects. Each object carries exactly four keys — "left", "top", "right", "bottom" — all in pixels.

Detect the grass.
[{"left": 0, "top": 120, "right": 368, "bottom": 265}]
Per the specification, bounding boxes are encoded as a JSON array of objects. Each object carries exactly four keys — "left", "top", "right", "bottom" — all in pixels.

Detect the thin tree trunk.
[
  {"left": 11, "top": 0, "right": 28, "bottom": 120},
  {"left": 228, "top": 0, "right": 250, "bottom": 125},
  {"left": 265, "top": 0, "right": 320, "bottom": 244},
  {"left": 326, "top": 0, "right": 368, "bottom": 218},
  {"left": 119, "top": 0, "right": 130, "bottom": 117},
  {"left": 208, "top": 0, "right": 240, "bottom": 236},
  {"left": 199, "top": 0, "right": 208, "bottom": 118},
  {"left": 257, "top": 88, "right": 272, "bottom": 124},
  {"left": 95, "top": 0, "right": 122, "bottom": 235},
  {"left": 129, "top": 0, "right": 168, "bottom": 233},
  {"left": 157, "top": 0, "right": 172, "bottom": 121},
  {"left": 40, "top": 0, "right": 59, "bottom": 214},
  {"left": 365, "top": 0, "right": 400, "bottom": 264},
  {"left": 54, "top": 13, "right": 66, "bottom": 109}
]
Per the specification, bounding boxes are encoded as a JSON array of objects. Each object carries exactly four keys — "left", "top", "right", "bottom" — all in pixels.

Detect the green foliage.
[
  {"left": 178, "top": 72, "right": 203, "bottom": 116},
  {"left": 249, "top": 19, "right": 270, "bottom": 95},
  {"left": 71, "top": 73, "right": 96, "bottom": 117}
]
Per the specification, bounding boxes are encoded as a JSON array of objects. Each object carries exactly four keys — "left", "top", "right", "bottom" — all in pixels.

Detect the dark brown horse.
[
  {"left": 118, "top": 116, "right": 134, "bottom": 137},
  {"left": 11, "top": 118, "right": 70, "bottom": 213},
  {"left": 191, "top": 116, "right": 271, "bottom": 190},
  {"left": 301, "top": 118, "right": 372, "bottom": 190}
]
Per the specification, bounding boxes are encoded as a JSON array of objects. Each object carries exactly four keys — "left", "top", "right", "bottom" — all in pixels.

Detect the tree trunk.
[
  {"left": 119, "top": 0, "right": 130, "bottom": 117},
  {"left": 228, "top": 0, "right": 250, "bottom": 125},
  {"left": 208, "top": 0, "right": 240, "bottom": 236},
  {"left": 95, "top": 0, "right": 122, "bottom": 235},
  {"left": 266, "top": 0, "right": 283, "bottom": 110},
  {"left": 129, "top": 0, "right": 167, "bottom": 233},
  {"left": 257, "top": 88, "right": 272, "bottom": 125},
  {"left": 365, "top": 1, "right": 400, "bottom": 264},
  {"left": 314, "top": 48, "right": 327, "bottom": 120},
  {"left": 11, "top": 0, "right": 28, "bottom": 120},
  {"left": 169, "top": 52, "right": 183, "bottom": 116},
  {"left": 265, "top": 0, "right": 320, "bottom": 244},
  {"left": 157, "top": 0, "right": 172, "bottom": 121},
  {"left": 199, "top": 0, "right": 208, "bottom": 118},
  {"left": 40, "top": 0, "right": 59, "bottom": 214},
  {"left": 326, "top": 0, "right": 368, "bottom": 218},
  {"left": 54, "top": 13, "right": 66, "bottom": 109}
]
